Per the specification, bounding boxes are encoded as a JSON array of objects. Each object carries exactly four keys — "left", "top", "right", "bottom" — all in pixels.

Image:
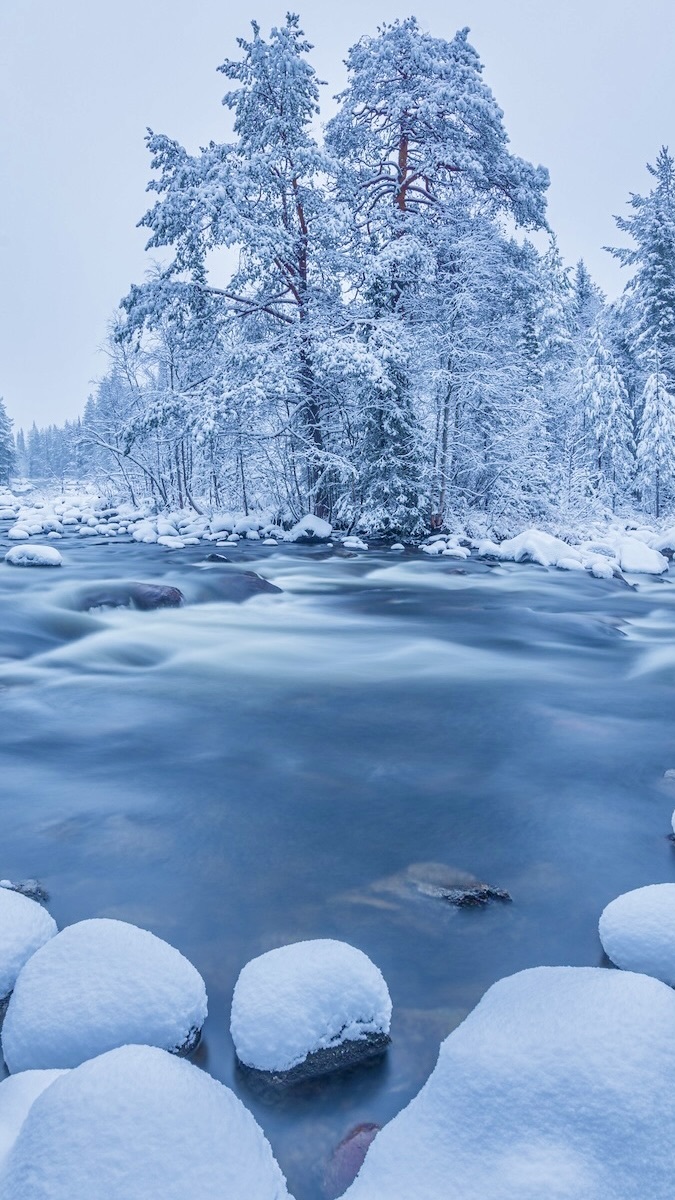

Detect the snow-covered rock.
[
  {"left": 0, "top": 1070, "right": 66, "bottom": 1170},
  {"left": 479, "top": 529, "right": 583, "bottom": 570},
  {"left": 342, "top": 536, "right": 369, "bottom": 551},
  {"left": 598, "top": 883, "right": 675, "bottom": 985},
  {"left": 231, "top": 939, "right": 391, "bottom": 1075},
  {"left": 609, "top": 535, "right": 668, "bottom": 575},
  {"left": 0, "top": 1045, "right": 290, "bottom": 1200},
  {"left": 2, "top": 918, "right": 207, "bottom": 1072},
  {"left": 343, "top": 966, "right": 675, "bottom": 1200},
  {"left": 286, "top": 514, "right": 333, "bottom": 542},
  {"left": 4, "top": 545, "right": 63, "bottom": 568},
  {"left": 0, "top": 890, "right": 57, "bottom": 1000},
  {"left": 6, "top": 527, "right": 30, "bottom": 541}
]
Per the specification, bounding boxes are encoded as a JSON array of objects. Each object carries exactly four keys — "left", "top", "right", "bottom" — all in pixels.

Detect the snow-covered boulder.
[
  {"left": 342, "top": 966, "right": 675, "bottom": 1200},
  {"left": 479, "top": 529, "right": 583, "bottom": 570},
  {"left": 0, "top": 890, "right": 57, "bottom": 1000},
  {"left": 342, "top": 536, "right": 368, "bottom": 551},
  {"left": 286, "top": 514, "right": 333, "bottom": 543},
  {"left": 4, "top": 545, "right": 63, "bottom": 568},
  {"left": 231, "top": 939, "right": 391, "bottom": 1079},
  {"left": 6, "top": 528, "right": 30, "bottom": 541},
  {"left": 0, "top": 1070, "right": 66, "bottom": 1170},
  {"left": 0, "top": 1045, "right": 290, "bottom": 1200},
  {"left": 609, "top": 534, "right": 667, "bottom": 575},
  {"left": 598, "top": 883, "right": 675, "bottom": 985},
  {"left": 2, "top": 918, "right": 207, "bottom": 1072}
]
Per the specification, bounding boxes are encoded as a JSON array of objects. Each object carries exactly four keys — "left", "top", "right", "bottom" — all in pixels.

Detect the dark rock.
[
  {"left": 324, "top": 1123, "right": 381, "bottom": 1198},
  {"left": 75, "top": 583, "right": 184, "bottom": 612},
  {"left": 205, "top": 553, "right": 231, "bottom": 563},
  {"left": 0, "top": 879, "right": 49, "bottom": 903},
  {"left": 438, "top": 884, "right": 512, "bottom": 907},
  {"left": 202, "top": 570, "right": 282, "bottom": 603},
  {"left": 237, "top": 1031, "right": 390, "bottom": 1093},
  {"left": 172, "top": 1023, "right": 202, "bottom": 1057}
]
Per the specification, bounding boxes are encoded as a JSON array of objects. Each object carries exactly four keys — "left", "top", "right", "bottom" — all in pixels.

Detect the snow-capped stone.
[
  {"left": 0, "top": 890, "right": 57, "bottom": 999},
  {"left": 157, "top": 535, "right": 185, "bottom": 549},
  {"left": 286, "top": 514, "right": 333, "bottom": 542},
  {"left": 263, "top": 538, "right": 277, "bottom": 546},
  {"left": 0, "top": 1045, "right": 290, "bottom": 1200},
  {"left": 479, "top": 529, "right": 583, "bottom": 570},
  {"left": 442, "top": 545, "right": 470, "bottom": 558},
  {"left": 231, "top": 939, "right": 392, "bottom": 1074},
  {"left": 342, "top": 966, "right": 675, "bottom": 1200},
  {"left": 2, "top": 918, "right": 207, "bottom": 1072},
  {"left": 78, "top": 526, "right": 99, "bottom": 537},
  {"left": 390, "top": 543, "right": 405, "bottom": 551},
  {"left": 610, "top": 535, "right": 668, "bottom": 575},
  {"left": 0, "top": 1070, "right": 66, "bottom": 1170},
  {"left": 588, "top": 557, "right": 615, "bottom": 580},
  {"left": 342, "top": 536, "right": 368, "bottom": 551},
  {"left": 234, "top": 515, "right": 264, "bottom": 534},
  {"left": 6, "top": 527, "right": 30, "bottom": 541},
  {"left": 598, "top": 883, "right": 675, "bottom": 985},
  {"left": 5, "top": 545, "right": 62, "bottom": 568}
]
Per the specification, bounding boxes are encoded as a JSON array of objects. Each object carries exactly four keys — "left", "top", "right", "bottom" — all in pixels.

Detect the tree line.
[{"left": 13, "top": 16, "right": 675, "bottom": 531}]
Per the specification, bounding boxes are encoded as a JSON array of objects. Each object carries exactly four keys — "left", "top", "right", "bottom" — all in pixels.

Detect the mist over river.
[{"left": 1, "top": 533, "right": 675, "bottom": 1198}]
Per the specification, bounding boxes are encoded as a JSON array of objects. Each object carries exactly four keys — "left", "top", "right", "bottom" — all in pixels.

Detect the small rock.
[
  {"left": 204, "top": 553, "right": 231, "bottom": 563},
  {"left": 324, "top": 1123, "right": 381, "bottom": 1199}
]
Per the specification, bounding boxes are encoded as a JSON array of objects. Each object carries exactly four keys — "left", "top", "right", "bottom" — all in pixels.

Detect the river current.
[{"left": 1, "top": 534, "right": 674, "bottom": 1197}]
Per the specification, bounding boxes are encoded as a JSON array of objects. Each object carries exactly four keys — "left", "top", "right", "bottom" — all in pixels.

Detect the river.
[{"left": 0, "top": 533, "right": 674, "bottom": 1197}]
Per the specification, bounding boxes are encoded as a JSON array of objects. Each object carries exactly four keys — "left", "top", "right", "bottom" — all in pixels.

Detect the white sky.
[{"left": 1, "top": 0, "right": 674, "bottom": 426}]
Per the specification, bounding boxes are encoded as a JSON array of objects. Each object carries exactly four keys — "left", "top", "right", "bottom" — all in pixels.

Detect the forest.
[{"left": 12, "top": 15, "right": 675, "bottom": 535}]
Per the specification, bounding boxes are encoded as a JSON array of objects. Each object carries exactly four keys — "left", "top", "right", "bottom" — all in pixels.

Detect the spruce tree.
[{"left": 0, "top": 400, "right": 15, "bottom": 485}]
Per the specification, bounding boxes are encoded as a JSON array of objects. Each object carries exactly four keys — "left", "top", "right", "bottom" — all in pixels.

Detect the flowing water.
[{"left": 1, "top": 532, "right": 675, "bottom": 1197}]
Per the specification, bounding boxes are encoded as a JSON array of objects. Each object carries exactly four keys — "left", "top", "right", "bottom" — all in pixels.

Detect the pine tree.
[
  {"left": 636, "top": 370, "right": 675, "bottom": 517},
  {"left": 0, "top": 400, "right": 14, "bottom": 485},
  {"left": 580, "top": 326, "right": 634, "bottom": 509}
]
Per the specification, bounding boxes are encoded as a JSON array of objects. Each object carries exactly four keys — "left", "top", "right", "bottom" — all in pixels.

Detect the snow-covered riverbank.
[{"left": 2, "top": 485, "right": 675, "bottom": 581}]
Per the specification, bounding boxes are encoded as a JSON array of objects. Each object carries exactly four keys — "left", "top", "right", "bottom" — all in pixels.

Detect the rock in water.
[
  {"left": 324, "top": 1124, "right": 380, "bottom": 1198},
  {"left": 343, "top": 862, "right": 511, "bottom": 911},
  {"left": 341, "top": 967, "right": 675, "bottom": 1200},
  {"left": 0, "top": 1045, "right": 290, "bottom": 1200},
  {"left": 5, "top": 545, "right": 62, "bottom": 568},
  {"left": 231, "top": 940, "right": 391, "bottom": 1085},
  {"left": 0, "top": 890, "right": 57, "bottom": 1001},
  {"left": 202, "top": 570, "right": 282, "bottom": 603},
  {"left": 74, "top": 582, "right": 184, "bottom": 612},
  {"left": 2, "top": 918, "right": 207, "bottom": 1072}
]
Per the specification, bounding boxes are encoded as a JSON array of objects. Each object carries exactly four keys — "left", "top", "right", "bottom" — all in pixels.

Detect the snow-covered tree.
[
  {"left": 579, "top": 326, "right": 634, "bottom": 508},
  {"left": 636, "top": 370, "right": 675, "bottom": 516},
  {"left": 0, "top": 400, "right": 14, "bottom": 485}
]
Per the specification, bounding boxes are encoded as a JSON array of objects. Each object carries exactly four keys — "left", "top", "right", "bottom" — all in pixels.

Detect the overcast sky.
[{"left": 1, "top": 0, "right": 674, "bottom": 427}]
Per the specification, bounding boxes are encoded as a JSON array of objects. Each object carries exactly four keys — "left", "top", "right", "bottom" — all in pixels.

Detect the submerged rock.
[
  {"left": 201, "top": 570, "right": 282, "bottom": 603},
  {"left": 324, "top": 1123, "right": 381, "bottom": 1198},
  {"left": 75, "top": 582, "right": 184, "bottom": 612},
  {"left": 342, "top": 862, "right": 512, "bottom": 912}
]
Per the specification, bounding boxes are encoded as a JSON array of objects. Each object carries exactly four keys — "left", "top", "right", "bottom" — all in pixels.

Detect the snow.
[
  {"left": 479, "top": 529, "right": 585, "bottom": 570},
  {"left": 343, "top": 966, "right": 675, "bottom": 1200},
  {"left": 231, "top": 939, "right": 392, "bottom": 1072},
  {"left": 342, "top": 536, "right": 368, "bottom": 551},
  {"left": 0, "top": 890, "right": 57, "bottom": 999},
  {"left": 4, "top": 545, "right": 63, "bottom": 568},
  {"left": 609, "top": 534, "right": 668, "bottom": 574},
  {"left": 598, "top": 883, "right": 675, "bottom": 985},
  {"left": 0, "top": 1071, "right": 66, "bottom": 1169},
  {"left": 286, "top": 514, "right": 333, "bottom": 541},
  {"left": 2, "top": 918, "right": 207, "bottom": 1072},
  {"left": 0, "top": 1044, "right": 290, "bottom": 1200}
]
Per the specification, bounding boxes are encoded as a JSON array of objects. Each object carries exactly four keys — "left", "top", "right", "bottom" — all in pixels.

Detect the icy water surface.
[{"left": 2, "top": 533, "right": 675, "bottom": 1197}]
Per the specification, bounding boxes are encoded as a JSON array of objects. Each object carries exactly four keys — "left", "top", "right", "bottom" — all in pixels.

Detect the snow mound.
[
  {"left": 608, "top": 535, "right": 667, "bottom": 575},
  {"left": 286, "top": 514, "right": 333, "bottom": 541},
  {"left": 342, "top": 536, "right": 368, "bottom": 551},
  {"left": 479, "top": 529, "right": 583, "bottom": 569},
  {"left": 231, "top": 939, "right": 392, "bottom": 1073},
  {"left": 598, "top": 883, "right": 675, "bottom": 985},
  {"left": 0, "top": 1045, "right": 290, "bottom": 1200},
  {"left": 343, "top": 966, "right": 675, "bottom": 1200},
  {"left": 0, "top": 889, "right": 57, "bottom": 999},
  {"left": 5, "top": 545, "right": 62, "bottom": 568},
  {"left": 0, "top": 1070, "right": 66, "bottom": 1170},
  {"left": 2, "top": 918, "right": 207, "bottom": 1072}
]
